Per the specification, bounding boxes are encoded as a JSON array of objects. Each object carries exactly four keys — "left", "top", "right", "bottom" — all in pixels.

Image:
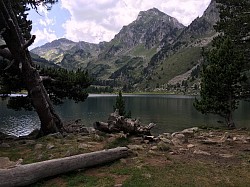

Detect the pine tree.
[
  {"left": 215, "top": 0, "right": 250, "bottom": 95},
  {"left": 194, "top": 0, "right": 250, "bottom": 128},
  {"left": 215, "top": 0, "right": 250, "bottom": 49},
  {"left": 194, "top": 37, "right": 246, "bottom": 127},
  {"left": 113, "top": 90, "right": 131, "bottom": 118},
  {"left": 114, "top": 90, "right": 126, "bottom": 116}
]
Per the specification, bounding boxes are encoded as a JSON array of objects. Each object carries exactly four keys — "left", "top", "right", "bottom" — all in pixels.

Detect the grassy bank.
[{"left": 1, "top": 128, "right": 250, "bottom": 187}]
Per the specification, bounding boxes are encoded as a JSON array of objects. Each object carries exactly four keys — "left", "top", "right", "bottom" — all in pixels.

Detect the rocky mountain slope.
[
  {"left": 31, "top": 0, "right": 219, "bottom": 92},
  {"left": 141, "top": 0, "right": 219, "bottom": 90}
]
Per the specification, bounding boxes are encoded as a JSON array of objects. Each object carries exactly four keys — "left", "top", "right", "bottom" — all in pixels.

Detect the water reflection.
[{"left": 0, "top": 94, "right": 250, "bottom": 136}]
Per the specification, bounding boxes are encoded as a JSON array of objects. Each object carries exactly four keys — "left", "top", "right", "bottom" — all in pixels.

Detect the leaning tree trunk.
[
  {"left": 0, "top": 147, "right": 129, "bottom": 187},
  {"left": 0, "top": 0, "right": 63, "bottom": 136}
]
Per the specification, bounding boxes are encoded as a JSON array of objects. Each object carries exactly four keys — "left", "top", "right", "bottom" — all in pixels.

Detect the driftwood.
[
  {"left": 93, "top": 110, "right": 156, "bottom": 135},
  {"left": 0, "top": 147, "right": 129, "bottom": 187}
]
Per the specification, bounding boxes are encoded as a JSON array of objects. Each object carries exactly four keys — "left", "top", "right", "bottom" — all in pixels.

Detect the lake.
[{"left": 1, "top": 94, "right": 250, "bottom": 136}]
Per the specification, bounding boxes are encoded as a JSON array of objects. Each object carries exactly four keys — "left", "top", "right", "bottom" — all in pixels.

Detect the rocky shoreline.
[
  {"left": 1, "top": 125, "right": 250, "bottom": 167},
  {"left": 0, "top": 124, "right": 250, "bottom": 186}
]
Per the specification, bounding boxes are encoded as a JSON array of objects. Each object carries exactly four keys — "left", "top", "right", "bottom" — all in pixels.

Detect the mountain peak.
[
  {"left": 136, "top": 7, "right": 167, "bottom": 21},
  {"left": 202, "top": 0, "right": 219, "bottom": 25},
  {"left": 136, "top": 8, "right": 184, "bottom": 29}
]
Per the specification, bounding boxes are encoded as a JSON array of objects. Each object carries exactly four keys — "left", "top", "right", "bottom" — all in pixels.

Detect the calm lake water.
[{"left": 1, "top": 94, "right": 250, "bottom": 136}]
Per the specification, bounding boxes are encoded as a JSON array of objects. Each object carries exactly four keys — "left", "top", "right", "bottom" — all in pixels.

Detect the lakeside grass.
[{"left": 1, "top": 128, "right": 250, "bottom": 187}]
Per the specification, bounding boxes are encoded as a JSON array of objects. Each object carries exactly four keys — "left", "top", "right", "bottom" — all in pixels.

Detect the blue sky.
[{"left": 28, "top": 0, "right": 211, "bottom": 49}]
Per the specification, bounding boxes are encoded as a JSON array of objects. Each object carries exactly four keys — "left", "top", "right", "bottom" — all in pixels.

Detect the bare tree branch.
[
  {"left": 4, "top": 59, "right": 15, "bottom": 70},
  {"left": 40, "top": 76, "right": 55, "bottom": 82},
  {"left": 22, "top": 35, "right": 36, "bottom": 49}
]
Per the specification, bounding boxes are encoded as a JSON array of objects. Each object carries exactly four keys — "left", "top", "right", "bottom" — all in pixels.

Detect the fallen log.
[
  {"left": 93, "top": 109, "right": 156, "bottom": 135},
  {"left": 0, "top": 147, "right": 129, "bottom": 187}
]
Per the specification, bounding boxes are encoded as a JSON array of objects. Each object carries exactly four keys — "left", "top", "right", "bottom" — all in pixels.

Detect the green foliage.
[
  {"left": 195, "top": 0, "right": 250, "bottom": 127},
  {"left": 40, "top": 67, "right": 92, "bottom": 104},
  {"left": 113, "top": 90, "right": 131, "bottom": 118},
  {"left": 215, "top": 0, "right": 250, "bottom": 47},
  {"left": 215, "top": 0, "right": 250, "bottom": 96},
  {"left": 194, "top": 37, "right": 246, "bottom": 126},
  {"left": 113, "top": 90, "right": 126, "bottom": 116},
  {"left": 0, "top": 65, "right": 92, "bottom": 110},
  {"left": 0, "top": 59, "right": 24, "bottom": 95}
]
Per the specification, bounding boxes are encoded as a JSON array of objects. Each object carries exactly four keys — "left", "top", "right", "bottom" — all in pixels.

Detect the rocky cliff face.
[
  {"left": 31, "top": 1, "right": 220, "bottom": 91},
  {"left": 140, "top": 0, "right": 220, "bottom": 90},
  {"left": 113, "top": 8, "right": 184, "bottom": 50},
  {"left": 150, "top": 0, "right": 219, "bottom": 65}
]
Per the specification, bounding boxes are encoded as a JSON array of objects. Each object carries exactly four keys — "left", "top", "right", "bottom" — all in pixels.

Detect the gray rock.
[
  {"left": 200, "top": 139, "right": 220, "bottom": 145},
  {"left": 160, "top": 137, "right": 172, "bottom": 144},
  {"left": 78, "top": 143, "right": 93, "bottom": 149},
  {"left": 151, "top": 146, "right": 158, "bottom": 150},
  {"left": 193, "top": 150, "right": 211, "bottom": 156},
  {"left": 127, "top": 144, "right": 144, "bottom": 150},
  {"left": 171, "top": 133, "right": 185, "bottom": 139},
  {"left": 87, "top": 127, "right": 96, "bottom": 134},
  {"left": 171, "top": 133, "right": 188, "bottom": 146},
  {"left": 182, "top": 127, "right": 199, "bottom": 133},
  {"left": 148, "top": 150, "right": 157, "bottom": 154},
  {"left": 162, "top": 133, "right": 172, "bottom": 139},
  {"left": 114, "top": 184, "right": 123, "bottom": 187},
  {"left": 46, "top": 143, "right": 55, "bottom": 149},
  {"left": 181, "top": 127, "right": 198, "bottom": 138},
  {"left": 219, "top": 154, "right": 234, "bottom": 158},
  {"left": 187, "top": 144, "right": 195, "bottom": 148}
]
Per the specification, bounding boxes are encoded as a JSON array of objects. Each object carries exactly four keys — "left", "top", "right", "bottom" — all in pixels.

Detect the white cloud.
[
  {"left": 61, "top": 0, "right": 211, "bottom": 44},
  {"left": 62, "top": 20, "right": 117, "bottom": 43},
  {"left": 39, "top": 17, "right": 55, "bottom": 26},
  {"left": 37, "top": 6, "right": 55, "bottom": 27},
  {"left": 32, "top": 28, "right": 57, "bottom": 47}
]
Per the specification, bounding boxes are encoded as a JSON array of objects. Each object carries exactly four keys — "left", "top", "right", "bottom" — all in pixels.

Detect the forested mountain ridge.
[{"left": 31, "top": 0, "right": 219, "bottom": 92}]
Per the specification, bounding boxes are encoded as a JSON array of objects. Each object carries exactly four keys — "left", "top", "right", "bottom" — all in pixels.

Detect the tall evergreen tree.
[
  {"left": 194, "top": 0, "right": 250, "bottom": 128},
  {"left": 215, "top": 0, "right": 250, "bottom": 95},
  {"left": 215, "top": 0, "right": 250, "bottom": 50},
  {"left": 114, "top": 91, "right": 126, "bottom": 116},
  {"left": 113, "top": 90, "right": 131, "bottom": 118},
  {"left": 194, "top": 37, "right": 246, "bottom": 127}
]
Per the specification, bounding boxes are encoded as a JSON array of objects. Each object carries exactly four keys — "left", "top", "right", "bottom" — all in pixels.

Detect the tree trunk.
[
  {"left": 0, "top": 0, "right": 63, "bottom": 136},
  {"left": 226, "top": 93, "right": 236, "bottom": 128},
  {"left": 0, "top": 147, "right": 129, "bottom": 187},
  {"left": 225, "top": 112, "right": 235, "bottom": 128}
]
